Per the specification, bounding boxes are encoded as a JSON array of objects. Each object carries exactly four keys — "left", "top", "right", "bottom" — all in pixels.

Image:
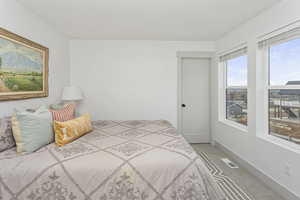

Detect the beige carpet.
[{"left": 198, "top": 152, "right": 252, "bottom": 200}]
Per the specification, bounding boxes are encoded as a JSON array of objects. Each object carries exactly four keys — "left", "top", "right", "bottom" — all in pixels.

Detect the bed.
[{"left": 0, "top": 120, "right": 225, "bottom": 200}]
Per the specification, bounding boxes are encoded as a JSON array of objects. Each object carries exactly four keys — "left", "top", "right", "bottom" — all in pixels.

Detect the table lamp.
[{"left": 62, "top": 86, "right": 83, "bottom": 103}]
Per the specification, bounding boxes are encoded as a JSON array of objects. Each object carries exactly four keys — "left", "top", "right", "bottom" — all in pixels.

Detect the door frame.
[{"left": 177, "top": 51, "right": 214, "bottom": 143}]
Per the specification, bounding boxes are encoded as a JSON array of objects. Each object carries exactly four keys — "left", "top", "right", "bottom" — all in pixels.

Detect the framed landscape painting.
[{"left": 0, "top": 28, "right": 48, "bottom": 101}]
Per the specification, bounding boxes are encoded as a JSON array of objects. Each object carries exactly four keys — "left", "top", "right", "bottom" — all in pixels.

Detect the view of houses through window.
[
  {"left": 225, "top": 55, "right": 248, "bottom": 126},
  {"left": 268, "top": 38, "right": 300, "bottom": 144},
  {"left": 220, "top": 30, "right": 300, "bottom": 145}
]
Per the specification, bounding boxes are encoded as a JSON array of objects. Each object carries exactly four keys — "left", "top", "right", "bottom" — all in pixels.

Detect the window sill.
[
  {"left": 219, "top": 119, "right": 248, "bottom": 133},
  {"left": 257, "top": 134, "right": 300, "bottom": 154}
]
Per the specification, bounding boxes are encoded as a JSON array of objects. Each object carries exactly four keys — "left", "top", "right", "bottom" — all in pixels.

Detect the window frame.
[
  {"left": 218, "top": 50, "right": 248, "bottom": 132},
  {"left": 266, "top": 42, "right": 300, "bottom": 142},
  {"left": 258, "top": 36, "right": 300, "bottom": 151}
]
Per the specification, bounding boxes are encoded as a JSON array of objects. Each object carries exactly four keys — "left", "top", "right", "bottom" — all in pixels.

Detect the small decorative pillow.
[
  {"left": 12, "top": 106, "right": 54, "bottom": 153},
  {"left": 49, "top": 103, "right": 75, "bottom": 122},
  {"left": 54, "top": 114, "right": 92, "bottom": 146},
  {"left": 0, "top": 117, "right": 15, "bottom": 152}
]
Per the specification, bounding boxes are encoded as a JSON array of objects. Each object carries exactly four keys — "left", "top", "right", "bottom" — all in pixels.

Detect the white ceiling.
[{"left": 17, "top": 0, "right": 280, "bottom": 41}]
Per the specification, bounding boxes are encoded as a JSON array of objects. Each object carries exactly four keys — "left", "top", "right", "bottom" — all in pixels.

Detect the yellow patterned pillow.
[{"left": 54, "top": 114, "right": 93, "bottom": 146}]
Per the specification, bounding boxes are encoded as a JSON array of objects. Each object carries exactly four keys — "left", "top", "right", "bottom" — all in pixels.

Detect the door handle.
[{"left": 181, "top": 104, "right": 186, "bottom": 108}]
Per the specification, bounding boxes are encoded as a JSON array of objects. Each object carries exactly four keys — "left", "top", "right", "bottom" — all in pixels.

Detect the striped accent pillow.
[{"left": 49, "top": 104, "right": 75, "bottom": 122}]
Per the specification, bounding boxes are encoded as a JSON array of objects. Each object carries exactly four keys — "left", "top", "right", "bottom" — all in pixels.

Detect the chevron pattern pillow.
[{"left": 49, "top": 103, "right": 75, "bottom": 122}]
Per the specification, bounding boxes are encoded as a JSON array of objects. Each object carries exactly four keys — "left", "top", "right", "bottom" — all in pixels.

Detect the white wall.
[
  {"left": 211, "top": 0, "right": 300, "bottom": 198},
  {"left": 0, "top": 0, "right": 70, "bottom": 116},
  {"left": 70, "top": 40, "right": 215, "bottom": 126}
]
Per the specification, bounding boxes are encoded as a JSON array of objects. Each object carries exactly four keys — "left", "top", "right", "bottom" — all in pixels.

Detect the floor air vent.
[{"left": 221, "top": 158, "right": 239, "bottom": 169}]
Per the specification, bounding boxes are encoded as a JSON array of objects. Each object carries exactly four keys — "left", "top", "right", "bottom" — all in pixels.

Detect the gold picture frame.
[{"left": 0, "top": 27, "right": 48, "bottom": 101}]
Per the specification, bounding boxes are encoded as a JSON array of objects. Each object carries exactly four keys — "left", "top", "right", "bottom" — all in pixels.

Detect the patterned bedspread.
[{"left": 0, "top": 120, "right": 225, "bottom": 200}]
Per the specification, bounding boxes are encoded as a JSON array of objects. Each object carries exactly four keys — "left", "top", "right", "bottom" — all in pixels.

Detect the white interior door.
[{"left": 181, "top": 58, "right": 210, "bottom": 143}]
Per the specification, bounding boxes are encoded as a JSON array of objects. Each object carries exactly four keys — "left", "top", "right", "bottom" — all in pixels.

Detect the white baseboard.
[
  {"left": 184, "top": 133, "right": 210, "bottom": 143},
  {"left": 215, "top": 141, "right": 300, "bottom": 200}
]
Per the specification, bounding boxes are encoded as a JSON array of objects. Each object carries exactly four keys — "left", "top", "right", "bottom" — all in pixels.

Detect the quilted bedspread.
[{"left": 0, "top": 120, "right": 225, "bottom": 200}]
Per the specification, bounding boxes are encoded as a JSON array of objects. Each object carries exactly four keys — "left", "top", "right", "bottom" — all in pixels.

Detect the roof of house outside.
[
  {"left": 286, "top": 81, "right": 300, "bottom": 85},
  {"left": 277, "top": 81, "right": 300, "bottom": 95}
]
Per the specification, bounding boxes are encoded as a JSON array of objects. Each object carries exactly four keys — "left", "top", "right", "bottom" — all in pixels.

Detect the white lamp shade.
[{"left": 62, "top": 86, "right": 83, "bottom": 101}]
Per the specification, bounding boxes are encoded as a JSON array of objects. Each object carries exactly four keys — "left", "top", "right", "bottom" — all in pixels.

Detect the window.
[
  {"left": 220, "top": 47, "right": 248, "bottom": 127},
  {"left": 259, "top": 27, "right": 300, "bottom": 144}
]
